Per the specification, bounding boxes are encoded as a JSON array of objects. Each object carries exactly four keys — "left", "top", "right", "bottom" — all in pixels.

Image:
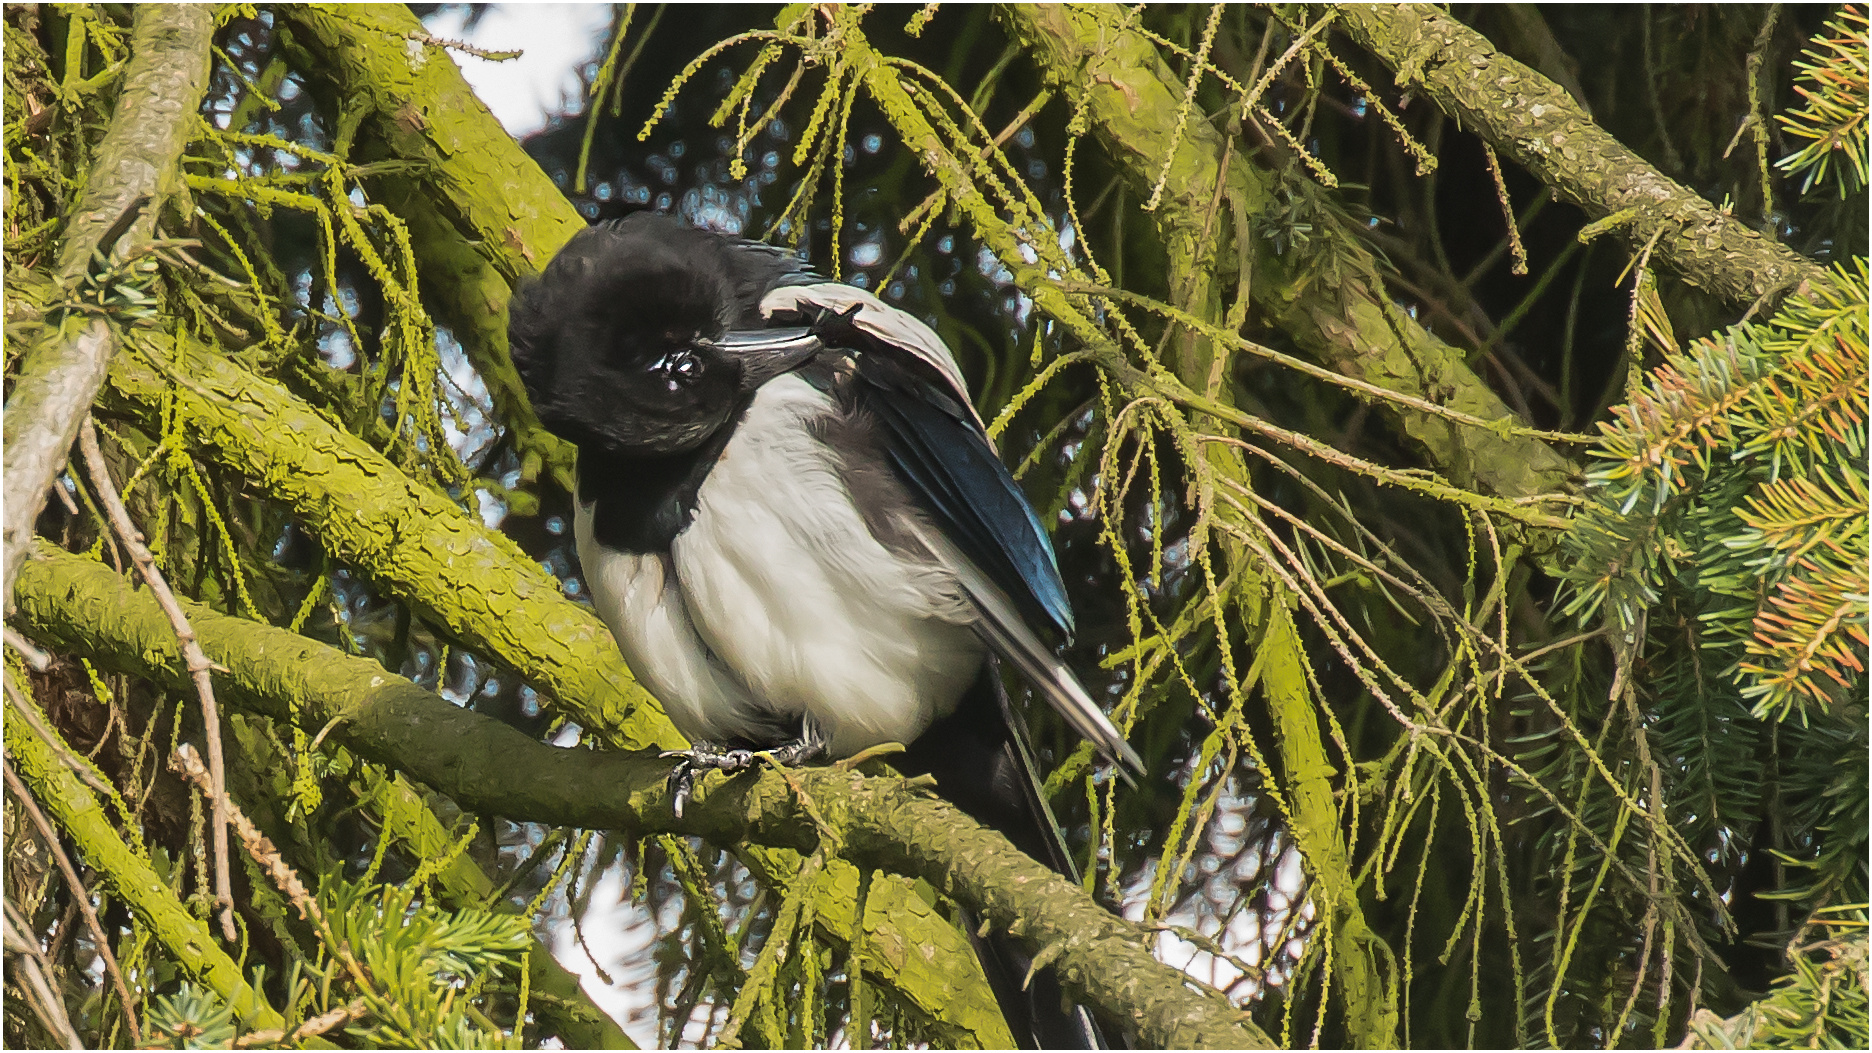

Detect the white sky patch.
[
  {"left": 543, "top": 856, "right": 663, "bottom": 1047},
  {"left": 422, "top": 4, "right": 613, "bottom": 138}
]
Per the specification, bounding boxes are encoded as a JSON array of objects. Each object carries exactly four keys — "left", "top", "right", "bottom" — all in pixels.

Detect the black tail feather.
[{"left": 894, "top": 661, "right": 1114, "bottom": 1050}]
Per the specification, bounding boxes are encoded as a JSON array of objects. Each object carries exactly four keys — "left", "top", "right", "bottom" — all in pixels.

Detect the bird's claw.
[
  {"left": 661, "top": 744, "right": 762, "bottom": 819},
  {"left": 661, "top": 738, "right": 828, "bottom": 818}
]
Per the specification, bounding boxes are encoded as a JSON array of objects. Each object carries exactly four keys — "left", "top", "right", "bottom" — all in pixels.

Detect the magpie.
[{"left": 509, "top": 212, "right": 1142, "bottom": 1048}]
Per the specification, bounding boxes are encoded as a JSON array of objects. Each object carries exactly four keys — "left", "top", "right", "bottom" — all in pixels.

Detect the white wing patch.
[{"left": 759, "top": 282, "right": 986, "bottom": 432}]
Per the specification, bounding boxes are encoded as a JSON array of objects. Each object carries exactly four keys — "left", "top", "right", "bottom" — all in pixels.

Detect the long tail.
[{"left": 895, "top": 661, "right": 1111, "bottom": 1049}]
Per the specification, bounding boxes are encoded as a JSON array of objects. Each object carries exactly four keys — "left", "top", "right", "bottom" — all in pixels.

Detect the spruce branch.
[{"left": 1776, "top": 5, "right": 1870, "bottom": 196}]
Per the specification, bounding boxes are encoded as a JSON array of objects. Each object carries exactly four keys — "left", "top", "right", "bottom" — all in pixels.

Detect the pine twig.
[
  {"left": 3, "top": 758, "right": 142, "bottom": 1044},
  {"left": 77, "top": 418, "right": 235, "bottom": 943}
]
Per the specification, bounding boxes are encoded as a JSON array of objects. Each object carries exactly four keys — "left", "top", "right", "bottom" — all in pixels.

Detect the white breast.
[
  {"left": 576, "top": 374, "right": 984, "bottom": 755},
  {"left": 573, "top": 507, "right": 774, "bottom": 743}
]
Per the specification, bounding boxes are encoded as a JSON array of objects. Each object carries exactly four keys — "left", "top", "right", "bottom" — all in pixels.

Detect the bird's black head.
[{"left": 509, "top": 214, "right": 816, "bottom": 457}]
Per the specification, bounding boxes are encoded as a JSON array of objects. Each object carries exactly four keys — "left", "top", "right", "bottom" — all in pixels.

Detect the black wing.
[
  {"left": 809, "top": 302, "right": 1143, "bottom": 774},
  {"left": 852, "top": 348, "right": 1074, "bottom": 639}
]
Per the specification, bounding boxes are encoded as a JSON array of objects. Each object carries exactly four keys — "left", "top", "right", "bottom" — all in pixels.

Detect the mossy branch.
[
  {"left": 3, "top": 4, "right": 212, "bottom": 604},
  {"left": 14, "top": 545, "right": 1275, "bottom": 1050},
  {"left": 3, "top": 671, "right": 282, "bottom": 1031},
  {"left": 92, "top": 315, "right": 1021, "bottom": 1042},
  {"left": 276, "top": 5, "right": 585, "bottom": 284},
  {"left": 274, "top": 4, "right": 586, "bottom": 491},
  {"left": 997, "top": 4, "right": 1578, "bottom": 507},
  {"left": 100, "top": 328, "right": 677, "bottom": 753},
  {"left": 136, "top": 8, "right": 1034, "bottom": 1036},
  {"left": 1333, "top": 3, "right": 1829, "bottom": 311}
]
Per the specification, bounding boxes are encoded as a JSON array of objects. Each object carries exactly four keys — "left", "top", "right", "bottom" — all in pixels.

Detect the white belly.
[{"left": 576, "top": 375, "right": 983, "bottom": 756}]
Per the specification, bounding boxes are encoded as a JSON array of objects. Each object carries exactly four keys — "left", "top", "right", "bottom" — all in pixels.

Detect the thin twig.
[
  {"left": 3, "top": 759, "right": 142, "bottom": 1044},
  {"left": 897, "top": 88, "right": 1054, "bottom": 235},
  {"left": 168, "top": 745, "right": 375, "bottom": 987},
  {"left": 3, "top": 901, "right": 85, "bottom": 1051},
  {"left": 50, "top": 477, "right": 81, "bottom": 517},
  {"left": 5, "top": 625, "right": 53, "bottom": 671},
  {"left": 78, "top": 418, "right": 235, "bottom": 942},
  {"left": 232, "top": 998, "right": 368, "bottom": 1048},
  {"left": 1482, "top": 144, "right": 1528, "bottom": 275}
]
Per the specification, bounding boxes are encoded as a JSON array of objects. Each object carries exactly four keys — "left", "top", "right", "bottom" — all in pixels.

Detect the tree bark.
[
  {"left": 3, "top": 4, "right": 213, "bottom": 607},
  {"left": 99, "top": 329, "right": 677, "bottom": 752},
  {"left": 14, "top": 544, "right": 1275, "bottom": 1050},
  {"left": 999, "top": 4, "right": 1578, "bottom": 506},
  {"left": 1334, "top": 3, "right": 1828, "bottom": 311}
]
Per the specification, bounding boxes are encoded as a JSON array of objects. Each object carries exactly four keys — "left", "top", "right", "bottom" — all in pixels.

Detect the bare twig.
[
  {"left": 49, "top": 477, "right": 81, "bottom": 518},
  {"left": 78, "top": 418, "right": 235, "bottom": 943},
  {"left": 6, "top": 624, "right": 53, "bottom": 671},
  {"left": 3, "top": 759, "right": 142, "bottom": 1044},
  {"left": 232, "top": 998, "right": 369, "bottom": 1048},
  {"left": 168, "top": 746, "right": 374, "bottom": 981},
  {"left": 170, "top": 745, "right": 382, "bottom": 1012},
  {"left": 3, "top": 899, "right": 85, "bottom": 1050}
]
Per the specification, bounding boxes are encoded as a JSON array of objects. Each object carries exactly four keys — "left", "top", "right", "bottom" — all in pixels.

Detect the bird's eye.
[{"left": 649, "top": 351, "right": 703, "bottom": 390}]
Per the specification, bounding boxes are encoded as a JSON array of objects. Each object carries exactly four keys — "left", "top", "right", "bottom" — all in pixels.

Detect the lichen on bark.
[{"left": 13, "top": 544, "right": 1274, "bottom": 1049}]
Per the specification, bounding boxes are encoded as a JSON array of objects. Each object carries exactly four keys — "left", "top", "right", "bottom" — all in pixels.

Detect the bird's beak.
[{"left": 708, "top": 327, "right": 822, "bottom": 392}]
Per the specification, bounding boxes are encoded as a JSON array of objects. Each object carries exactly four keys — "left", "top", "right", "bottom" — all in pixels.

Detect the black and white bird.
[{"left": 509, "top": 213, "right": 1141, "bottom": 1048}]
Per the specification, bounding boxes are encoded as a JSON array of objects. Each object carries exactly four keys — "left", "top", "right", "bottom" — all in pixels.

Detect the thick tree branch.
[
  {"left": 3, "top": 672, "right": 282, "bottom": 1031},
  {"left": 276, "top": 4, "right": 585, "bottom": 284},
  {"left": 99, "top": 329, "right": 677, "bottom": 753},
  {"left": 13, "top": 545, "right": 1274, "bottom": 1050},
  {"left": 1333, "top": 3, "right": 1828, "bottom": 311},
  {"left": 998, "top": 4, "right": 1577, "bottom": 507},
  {"left": 274, "top": 4, "right": 589, "bottom": 490},
  {"left": 173, "top": 12, "right": 1023, "bottom": 1037},
  {"left": 2, "top": 4, "right": 212, "bottom": 606}
]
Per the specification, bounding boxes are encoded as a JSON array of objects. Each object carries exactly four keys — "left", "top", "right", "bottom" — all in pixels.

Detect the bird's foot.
[{"left": 661, "top": 738, "right": 826, "bottom": 819}]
